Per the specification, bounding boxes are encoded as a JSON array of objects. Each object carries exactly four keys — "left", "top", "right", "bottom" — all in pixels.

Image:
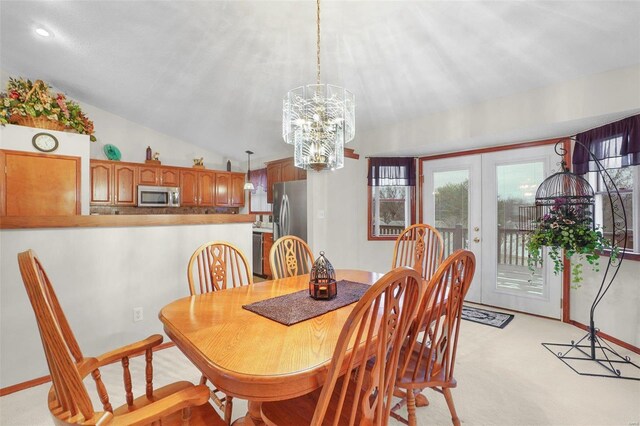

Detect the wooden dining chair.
[
  {"left": 392, "top": 224, "right": 444, "bottom": 282},
  {"left": 187, "top": 241, "right": 252, "bottom": 423},
  {"left": 393, "top": 249, "right": 476, "bottom": 426},
  {"left": 269, "top": 235, "right": 314, "bottom": 279},
  {"left": 260, "top": 266, "right": 424, "bottom": 426},
  {"left": 187, "top": 241, "right": 253, "bottom": 295},
  {"left": 17, "top": 249, "right": 225, "bottom": 426}
]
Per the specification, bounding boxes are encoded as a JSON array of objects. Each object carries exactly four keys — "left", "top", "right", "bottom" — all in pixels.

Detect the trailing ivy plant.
[{"left": 526, "top": 197, "right": 616, "bottom": 286}]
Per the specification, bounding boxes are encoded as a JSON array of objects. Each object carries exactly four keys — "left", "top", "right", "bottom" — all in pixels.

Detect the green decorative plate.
[{"left": 104, "top": 144, "right": 121, "bottom": 161}]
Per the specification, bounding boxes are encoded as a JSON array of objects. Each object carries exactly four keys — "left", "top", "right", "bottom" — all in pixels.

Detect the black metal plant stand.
[{"left": 539, "top": 140, "right": 640, "bottom": 381}]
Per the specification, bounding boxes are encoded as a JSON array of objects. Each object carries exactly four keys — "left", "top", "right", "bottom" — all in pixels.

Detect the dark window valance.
[
  {"left": 573, "top": 115, "right": 640, "bottom": 175},
  {"left": 367, "top": 157, "right": 416, "bottom": 186}
]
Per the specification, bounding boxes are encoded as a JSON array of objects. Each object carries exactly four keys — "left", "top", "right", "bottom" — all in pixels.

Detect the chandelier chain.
[{"left": 316, "top": 0, "right": 321, "bottom": 85}]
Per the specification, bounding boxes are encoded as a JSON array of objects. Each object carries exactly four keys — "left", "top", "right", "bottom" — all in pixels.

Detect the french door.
[{"left": 423, "top": 145, "right": 562, "bottom": 318}]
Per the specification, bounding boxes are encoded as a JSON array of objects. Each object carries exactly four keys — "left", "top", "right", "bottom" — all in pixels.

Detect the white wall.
[
  {"left": 0, "top": 124, "right": 91, "bottom": 214},
  {"left": 361, "top": 64, "right": 640, "bottom": 157},
  {"left": 308, "top": 65, "right": 640, "bottom": 347},
  {"left": 0, "top": 223, "right": 252, "bottom": 388},
  {"left": 0, "top": 69, "right": 237, "bottom": 172}
]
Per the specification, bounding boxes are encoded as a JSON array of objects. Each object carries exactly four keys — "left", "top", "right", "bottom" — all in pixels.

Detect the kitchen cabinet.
[
  {"left": 215, "top": 172, "right": 245, "bottom": 207},
  {"left": 180, "top": 170, "right": 215, "bottom": 207},
  {"left": 265, "top": 157, "right": 306, "bottom": 204},
  {"left": 113, "top": 164, "right": 137, "bottom": 206},
  {"left": 160, "top": 167, "right": 180, "bottom": 186},
  {"left": 90, "top": 160, "right": 136, "bottom": 206},
  {"left": 139, "top": 165, "right": 180, "bottom": 186},
  {"left": 138, "top": 165, "right": 159, "bottom": 185},
  {"left": 1, "top": 149, "right": 81, "bottom": 216},
  {"left": 263, "top": 232, "right": 273, "bottom": 279},
  {"left": 90, "top": 160, "right": 112, "bottom": 205}
]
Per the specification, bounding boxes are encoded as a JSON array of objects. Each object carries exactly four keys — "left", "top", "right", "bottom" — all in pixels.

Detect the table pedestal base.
[{"left": 231, "top": 401, "right": 264, "bottom": 426}]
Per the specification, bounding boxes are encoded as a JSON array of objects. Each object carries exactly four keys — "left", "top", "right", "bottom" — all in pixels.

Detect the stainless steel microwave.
[{"left": 137, "top": 185, "right": 180, "bottom": 207}]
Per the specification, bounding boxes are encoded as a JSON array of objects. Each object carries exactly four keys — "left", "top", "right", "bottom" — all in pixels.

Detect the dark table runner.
[{"left": 242, "top": 280, "right": 371, "bottom": 326}]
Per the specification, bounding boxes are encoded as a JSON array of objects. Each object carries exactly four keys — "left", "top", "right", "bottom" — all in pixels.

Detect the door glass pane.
[
  {"left": 496, "top": 162, "right": 544, "bottom": 295},
  {"left": 433, "top": 170, "right": 469, "bottom": 257}
]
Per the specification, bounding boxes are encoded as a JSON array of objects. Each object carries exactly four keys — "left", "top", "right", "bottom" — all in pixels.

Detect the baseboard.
[
  {"left": 0, "top": 341, "right": 175, "bottom": 397},
  {"left": 568, "top": 320, "right": 640, "bottom": 355}
]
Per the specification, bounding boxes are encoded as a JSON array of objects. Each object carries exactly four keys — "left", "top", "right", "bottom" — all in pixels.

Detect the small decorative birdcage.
[
  {"left": 519, "top": 160, "right": 595, "bottom": 232},
  {"left": 309, "top": 251, "right": 337, "bottom": 300}
]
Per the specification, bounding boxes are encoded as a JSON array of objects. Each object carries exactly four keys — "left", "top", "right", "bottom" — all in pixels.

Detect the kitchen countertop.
[{"left": 252, "top": 227, "right": 273, "bottom": 234}]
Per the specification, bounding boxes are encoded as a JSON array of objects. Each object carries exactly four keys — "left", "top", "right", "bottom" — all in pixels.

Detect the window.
[
  {"left": 367, "top": 158, "right": 416, "bottom": 240},
  {"left": 574, "top": 114, "right": 640, "bottom": 254},
  {"left": 589, "top": 164, "right": 638, "bottom": 253}
]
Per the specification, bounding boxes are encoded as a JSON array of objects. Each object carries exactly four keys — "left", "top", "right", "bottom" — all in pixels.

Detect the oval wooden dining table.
[{"left": 159, "top": 269, "right": 383, "bottom": 426}]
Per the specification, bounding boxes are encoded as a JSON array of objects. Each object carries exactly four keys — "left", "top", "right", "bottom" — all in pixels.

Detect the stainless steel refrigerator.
[{"left": 272, "top": 180, "right": 307, "bottom": 241}]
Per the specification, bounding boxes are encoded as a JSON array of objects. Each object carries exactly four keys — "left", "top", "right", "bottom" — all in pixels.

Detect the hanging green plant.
[{"left": 526, "top": 197, "right": 616, "bottom": 285}]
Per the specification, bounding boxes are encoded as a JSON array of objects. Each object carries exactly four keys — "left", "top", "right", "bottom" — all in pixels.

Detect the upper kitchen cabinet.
[
  {"left": 90, "top": 160, "right": 112, "bottom": 205},
  {"left": 160, "top": 167, "right": 180, "bottom": 186},
  {"left": 138, "top": 165, "right": 180, "bottom": 187},
  {"left": 215, "top": 172, "right": 245, "bottom": 207},
  {"left": 1, "top": 149, "right": 81, "bottom": 216},
  {"left": 265, "top": 157, "right": 306, "bottom": 204},
  {"left": 138, "top": 165, "right": 159, "bottom": 186},
  {"left": 90, "top": 160, "right": 137, "bottom": 206},
  {"left": 113, "top": 164, "right": 137, "bottom": 206},
  {"left": 180, "top": 169, "right": 215, "bottom": 207}
]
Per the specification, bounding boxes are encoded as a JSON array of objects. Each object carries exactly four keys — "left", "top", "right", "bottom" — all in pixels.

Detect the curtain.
[
  {"left": 367, "top": 157, "right": 416, "bottom": 186},
  {"left": 573, "top": 114, "right": 640, "bottom": 175},
  {"left": 249, "top": 168, "right": 267, "bottom": 194}
]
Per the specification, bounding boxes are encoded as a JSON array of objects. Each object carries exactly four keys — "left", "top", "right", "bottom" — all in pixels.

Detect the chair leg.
[
  {"left": 406, "top": 389, "right": 417, "bottom": 426},
  {"left": 224, "top": 395, "right": 233, "bottom": 425},
  {"left": 199, "top": 374, "right": 207, "bottom": 386},
  {"left": 442, "top": 388, "right": 460, "bottom": 426},
  {"left": 415, "top": 391, "right": 429, "bottom": 407}
]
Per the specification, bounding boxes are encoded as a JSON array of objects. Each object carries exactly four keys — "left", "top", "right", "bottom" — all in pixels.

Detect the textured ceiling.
[{"left": 1, "top": 1, "right": 639, "bottom": 162}]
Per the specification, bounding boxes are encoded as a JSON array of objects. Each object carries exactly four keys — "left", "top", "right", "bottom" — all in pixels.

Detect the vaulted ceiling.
[{"left": 1, "top": 1, "right": 639, "bottom": 162}]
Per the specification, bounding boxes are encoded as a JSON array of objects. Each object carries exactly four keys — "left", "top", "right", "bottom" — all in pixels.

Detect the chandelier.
[{"left": 282, "top": 0, "right": 355, "bottom": 171}]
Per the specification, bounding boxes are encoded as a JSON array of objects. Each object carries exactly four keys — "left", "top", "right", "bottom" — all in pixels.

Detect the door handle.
[
  {"left": 474, "top": 226, "right": 480, "bottom": 232},
  {"left": 473, "top": 237, "right": 480, "bottom": 243}
]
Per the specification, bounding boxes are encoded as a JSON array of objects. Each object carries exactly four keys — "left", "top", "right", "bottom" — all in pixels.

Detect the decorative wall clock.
[{"left": 32, "top": 132, "right": 59, "bottom": 153}]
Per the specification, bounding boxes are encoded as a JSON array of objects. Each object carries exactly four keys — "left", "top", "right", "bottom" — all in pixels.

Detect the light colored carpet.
[{"left": 1, "top": 305, "right": 639, "bottom": 425}]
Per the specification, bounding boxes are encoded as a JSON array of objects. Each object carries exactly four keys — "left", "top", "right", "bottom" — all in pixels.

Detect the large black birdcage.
[{"left": 519, "top": 160, "right": 595, "bottom": 232}]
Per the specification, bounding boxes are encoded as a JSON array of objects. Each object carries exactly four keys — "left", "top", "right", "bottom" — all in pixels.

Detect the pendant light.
[
  {"left": 244, "top": 150, "right": 254, "bottom": 191},
  {"left": 282, "top": 0, "right": 355, "bottom": 171}
]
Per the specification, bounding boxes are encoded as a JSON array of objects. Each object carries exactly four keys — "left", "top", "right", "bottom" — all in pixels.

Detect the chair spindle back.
[
  {"left": 187, "top": 241, "right": 253, "bottom": 295},
  {"left": 269, "top": 236, "right": 314, "bottom": 280},
  {"left": 397, "top": 249, "right": 475, "bottom": 387},
  {"left": 310, "top": 267, "right": 423, "bottom": 425},
  {"left": 392, "top": 224, "right": 444, "bottom": 282}
]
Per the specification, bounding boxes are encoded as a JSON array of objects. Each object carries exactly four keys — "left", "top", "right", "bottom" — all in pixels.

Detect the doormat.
[{"left": 462, "top": 306, "right": 514, "bottom": 329}]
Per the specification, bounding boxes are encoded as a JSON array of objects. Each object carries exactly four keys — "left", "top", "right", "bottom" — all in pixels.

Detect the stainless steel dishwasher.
[{"left": 252, "top": 232, "right": 263, "bottom": 276}]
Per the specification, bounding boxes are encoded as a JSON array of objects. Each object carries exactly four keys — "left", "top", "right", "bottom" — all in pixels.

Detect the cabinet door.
[
  {"left": 138, "top": 166, "right": 159, "bottom": 185},
  {"left": 3, "top": 150, "right": 80, "bottom": 216},
  {"left": 114, "top": 165, "right": 137, "bottom": 205},
  {"left": 199, "top": 171, "right": 216, "bottom": 207},
  {"left": 160, "top": 167, "right": 180, "bottom": 187},
  {"left": 266, "top": 164, "right": 281, "bottom": 204},
  {"left": 215, "top": 172, "right": 230, "bottom": 206},
  {"left": 90, "top": 161, "right": 112, "bottom": 205},
  {"left": 296, "top": 167, "right": 307, "bottom": 181},
  {"left": 263, "top": 233, "right": 273, "bottom": 279},
  {"left": 180, "top": 170, "right": 198, "bottom": 206},
  {"left": 230, "top": 173, "right": 246, "bottom": 206},
  {"left": 281, "top": 159, "right": 296, "bottom": 182}
]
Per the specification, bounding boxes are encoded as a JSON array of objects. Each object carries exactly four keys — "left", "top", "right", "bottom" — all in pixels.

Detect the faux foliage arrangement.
[
  {"left": 0, "top": 77, "right": 95, "bottom": 141},
  {"left": 526, "top": 197, "right": 614, "bottom": 285}
]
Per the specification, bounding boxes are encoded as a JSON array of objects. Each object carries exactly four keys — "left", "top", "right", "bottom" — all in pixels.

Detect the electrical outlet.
[{"left": 133, "top": 307, "right": 143, "bottom": 322}]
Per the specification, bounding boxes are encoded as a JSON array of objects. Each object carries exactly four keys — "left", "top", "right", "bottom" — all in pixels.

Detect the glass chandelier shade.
[
  {"left": 243, "top": 150, "right": 254, "bottom": 191},
  {"left": 283, "top": 84, "right": 355, "bottom": 171},
  {"left": 282, "top": 0, "right": 355, "bottom": 172}
]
